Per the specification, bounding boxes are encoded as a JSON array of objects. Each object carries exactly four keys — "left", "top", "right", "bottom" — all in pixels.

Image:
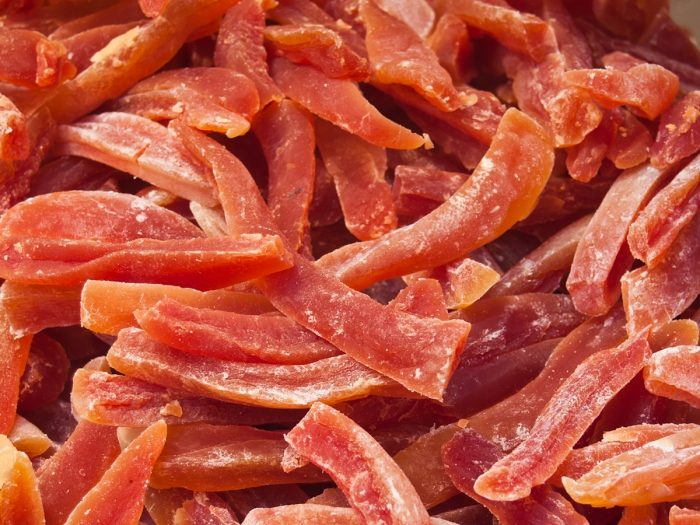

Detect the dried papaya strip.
[
  {"left": 264, "top": 24, "right": 369, "bottom": 81},
  {"left": 214, "top": 0, "right": 283, "bottom": 107},
  {"left": 442, "top": 428, "right": 588, "bottom": 525},
  {"left": 619, "top": 505, "right": 661, "bottom": 525},
  {"left": 269, "top": 57, "right": 425, "bottom": 150},
  {"left": 445, "top": 0, "right": 554, "bottom": 61},
  {"left": 284, "top": 402, "right": 432, "bottom": 525},
  {"left": 542, "top": 0, "right": 592, "bottom": 70},
  {"left": 652, "top": 91, "right": 700, "bottom": 170},
  {"left": 0, "top": 28, "right": 75, "bottom": 88},
  {"left": 60, "top": 22, "right": 142, "bottom": 73},
  {"left": 622, "top": 211, "right": 700, "bottom": 334},
  {"left": 388, "top": 278, "right": 448, "bottom": 319},
  {"left": 0, "top": 304, "right": 31, "bottom": 434},
  {"left": 107, "top": 328, "right": 409, "bottom": 408},
  {"left": 253, "top": 100, "right": 315, "bottom": 251},
  {"left": 241, "top": 505, "right": 455, "bottom": 524},
  {"left": 135, "top": 297, "right": 340, "bottom": 364},
  {"left": 425, "top": 257, "right": 500, "bottom": 310},
  {"left": 563, "top": 63, "right": 679, "bottom": 120},
  {"left": 151, "top": 424, "right": 326, "bottom": 491},
  {"left": 564, "top": 112, "right": 612, "bottom": 182},
  {"left": 0, "top": 235, "right": 292, "bottom": 289},
  {"left": 146, "top": 488, "right": 192, "bottom": 525},
  {"left": 562, "top": 427, "right": 700, "bottom": 507},
  {"left": 8, "top": 415, "right": 52, "bottom": 458},
  {"left": 81, "top": 280, "right": 272, "bottom": 336},
  {"left": 63, "top": 420, "right": 167, "bottom": 524},
  {"left": 18, "top": 332, "right": 69, "bottom": 412},
  {"left": 37, "top": 421, "right": 121, "bottom": 525},
  {"left": 426, "top": 13, "right": 473, "bottom": 86},
  {"left": 0, "top": 435, "right": 45, "bottom": 525},
  {"left": 628, "top": 153, "right": 700, "bottom": 267},
  {"left": 190, "top": 203, "right": 228, "bottom": 237},
  {"left": 316, "top": 118, "right": 397, "bottom": 241},
  {"left": 319, "top": 108, "right": 553, "bottom": 290},
  {"left": 0, "top": 93, "right": 29, "bottom": 162},
  {"left": 1, "top": 282, "right": 81, "bottom": 337},
  {"left": 374, "top": 0, "right": 434, "bottom": 39},
  {"left": 489, "top": 214, "right": 591, "bottom": 297},
  {"left": 644, "top": 345, "right": 700, "bottom": 408},
  {"left": 71, "top": 368, "right": 304, "bottom": 427},
  {"left": 360, "top": 0, "right": 459, "bottom": 111},
  {"left": 670, "top": 506, "right": 700, "bottom": 524},
  {"left": 467, "top": 306, "right": 626, "bottom": 451},
  {"left": 45, "top": 0, "right": 237, "bottom": 123},
  {"left": 649, "top": 320, "right": 700, "bottom": 352},
  {"left": 29, "top": 157, "right": 118, "bottom": 197},
  {"left": 175, "top": 492, "right": 240, "bottom": 525},
  {"left": 605, "top": 107, "right": 653, "bottom": 170},
  {"left": 566, "top": 162, "right": 670, "bottom": 316},
  {"left": 392, "top": 165, "right": 468, "bottom": 220},
  {"left": 474, "top": 331, "right": 649, "bottom": 501},
  {"left": 55, "top": 113, "right": 217, "bottom": 205},
  {"left": 176, "top": 123, "right": 469, "bottom": 400}
]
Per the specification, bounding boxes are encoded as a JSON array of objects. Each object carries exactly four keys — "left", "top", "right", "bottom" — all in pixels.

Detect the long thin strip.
[
  {"left": 0, "top": 435, "right": 45, "bottom": 525},
  {"left": 644, "top": 345, "right": 700, "bottom": 408},
  {"left": 284, "top": 402, "right": 431, "bottom": 525},
  {"left": 651, "top": 90, "right": 700, "bottom": 169},
  {"left": 107, "top": 328, "right": 408, "bottom": 408},
  {"left": 242, "top": 505, "right": 455, "bottom": 524},
  {"left": 63, "top": 420, "right": 167, "bottom": 524},
  {"left": 0, "top": 304, "right": 31, "bottom": 434},
  {"left": 473, "top": 331, "right": 650, "bottom": 501},
  {"left": 2, "top": 282, "right": 82, "bottom": 337},
  {"left": 318, "top": 108, "right": 554, "bottom": 290}
]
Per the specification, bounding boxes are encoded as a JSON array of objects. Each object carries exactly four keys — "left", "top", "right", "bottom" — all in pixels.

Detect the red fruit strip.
[
  {"left": 253, "top": 100, "right": 315, "bottom": 251},
  {"left": 0, "top": 93, "right": 29, "bottom": 162},
  {"left": 644, "top": 345, "right": 700, "bottom": 408},
  {"left": 241, "top": 504, "right": 455, "bottom": 524},
  {"left": 0, "top": 435, "right": 46, "bottom": 525},
  {"left": 316, "top": 118, "right": 397, "bottom": 241},
  {"left": 37, "top": 421, "right": 121, "bottom": 525},
  {"left": 107, "top": 328, "right": 409, "bottom": 408},
  {"left": 18, "top": 333, "right": 70, "bottom": 412},
  {"left": 62, "top": 420, "right": 167, "bottom": 524},
  {"left": 392, "top": 165, "right": 468, "bottom": 220},
  {"left": 628, "top": 153, "right": 700, "bottom": 267},
  {"left": 71, "top": 368, "right": 305, "bottom": 427},
  {"left": 1, "top": 282, "right": 82, "bottom": 337},
  {"left": 0, "top": 304, "right": 31, "bottom": 434},
  {"left": 319, "top": 108, "right": 554, "bottom": 290},
  {"left": 442, "top": 428, "right": 588, "bottom": 525},
  {"left": 284, "top": 402, "right": 432, "bottom": 525},
  {"left": 175, "top": 492, "right": 240, "bottom": 525},
  {"left": 566, "top": 162, "right": 670, "bottom": 316},
  {"left": 652, "top": 90, "right": 700, "bottom": 170},
  {"left": 135, "top": 297, "right": 340, "bottom": 364},
  {"left": 670, "top": 506, "right": 700, "bottom": 525}
]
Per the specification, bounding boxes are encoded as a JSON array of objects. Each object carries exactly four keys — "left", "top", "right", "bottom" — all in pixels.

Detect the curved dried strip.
[
  {"left": 0, "top": 435, "right": 45, "bottom": 525},
  {"left": 270, "top": 57, "right": 425, "bottom": 150},
  {"left": 136, "top": 297, "right": 340, "bottom": 364},
  {"left": 474, "top": 331, "right": 649, "bottom": 501},
  {"left": 442, "top": 428, "right": 588, "bottom": 525},
  {"left": 606, "top": 107, "right": 653, "bottom": 169},
  {"left": 55, "top": 113, "right": 217, "bottom": 205},
  {"left": 319, "top": 108, "right": 554, "bottom": 290},
  {"left": 175, "top": 492, "right": 239, "bottom": 524},
  {"left": 29, "top": 157, "right": 118, "bottom": 196},
  {"left": 564, "top": 64, "right": 679, "bottom": 120},
  {"left": 285, "top": 402, "right": 431, "bottom": 525},
  {"left": 563, "top": 427, "right": 700, "bottom": 507},
  {"left": 44, "top": 0, "right": 237, "bottom": 123},
  {"left": 386, "top": 279, "right": 445, "bottom": 320},
  {"left": 1, "top": 282, "right": 81, "bottom": 337},
  {"left": 601, "top": 50, "right": 645, "bottom": 72},
  {"left": 0, "top": 190, "right": 202, "bottom": 242},
  {"left": 63, "top": 420, "right": 166, "bottom": 524},
  {"left": 152, "top": 424, "right": 326, "bottom": 491},
  {"left": 107, "top": 328, "right": 408, "bottom": 408},
  {"left": 18, "top": 332, "right": 69, "bottom": 412},
  {"left": 489, "top": 214, "right": 591, "bottom": 296},
  {"left": 445, "top": 0, "right": 554, "bottom": 61},
  {"left": 0, "top": 235, "right": 292, "bottom": 289},
  {"left": 264, "top": 24, "right": 369, "bottom": 81},
  {"left": 622, "top": 212, "right": 700, "bottom": 334},
  {"left": 0, "top": 93, "right": 29, "bottom": 162},
  {"left": 360, "top": 0, "right": 459, "bottom": 111},
  {"left": 566, "top": 162, "right": 670, "bottom": 316},
  {"left": 435, "top": 257, "right": 499, "bottom": 310},
  {"left": 316, "top": 119, "right": 397, "bottom": 240},
  {"left": 37, "top": 421, "right": 121, "bottom": 525},
  {"left": 242, "top": 505, "right": 455, "bottom": 524},
  {"left": 652, "top": 91, "right": 700, "bottom": 170},
  {"left": 542, "top": 0, "right": 592, "bottom": 69},
  {"left": 644, "top": 346, "right": 700, "bottom": 408},
  {"left": 375, "top": 0, "right": 434, "bottom": 39},
  {"left": 71, "top": 368, "right": 304, "bottom": 427},
  {"left": 670, "top": 506, "right": 700, "bottom": 524},
  {"left": 8, "top": 416, "right": 52, "bottom": 458},
  {"left": 175, "top": 122, "right": 469, "bottom": 400},
  {"left": 81, "top": 280, "right": 272, "bottom": 336},
  {"left": 628, "top": 153, "right": 700, "bottom": 267},
  {"left": 47, "top": 1, "right": 145, "bottom": 39},
  {"left": 0, "top": 305, "right": 31, "bottom": 434},
  {"left": 61, "top": 22, "right": 142, "bottom": 73},
  {"left": 650, "top": 320, "right": 700, "bottom": 352},
  {"left": 253, "top": 100, "right": 315, "bottom": 251},
  {"left": 426, "top": 13, "right": 473, "bottom": 87},
  {"left": 0, "top": 28, "right": 75, "bottom": 88},
  {"left": 214, "top": 0, "right": 282, "bottom": 107},
  {"left": 146, "top": 488, "right": 192, "bottom": 525},
  {"left": 392, "top": 164, "right": 468, "bottom": 220},
  {"left": 467, "top": 306, "right": 627, "bottom": 451}
]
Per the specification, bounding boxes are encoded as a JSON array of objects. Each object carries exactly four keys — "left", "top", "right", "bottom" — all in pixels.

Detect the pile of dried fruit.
[{"left": 1, "top": 0, "right": 700, "bottom": 523}]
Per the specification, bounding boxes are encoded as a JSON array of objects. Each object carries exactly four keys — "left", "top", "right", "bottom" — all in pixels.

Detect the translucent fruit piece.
[
  {"left": 0, "top": 435, "right": 45, "bottom": 525},
  {"left": 644, "top": 345, "right": 700, "bottom": 408}
]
